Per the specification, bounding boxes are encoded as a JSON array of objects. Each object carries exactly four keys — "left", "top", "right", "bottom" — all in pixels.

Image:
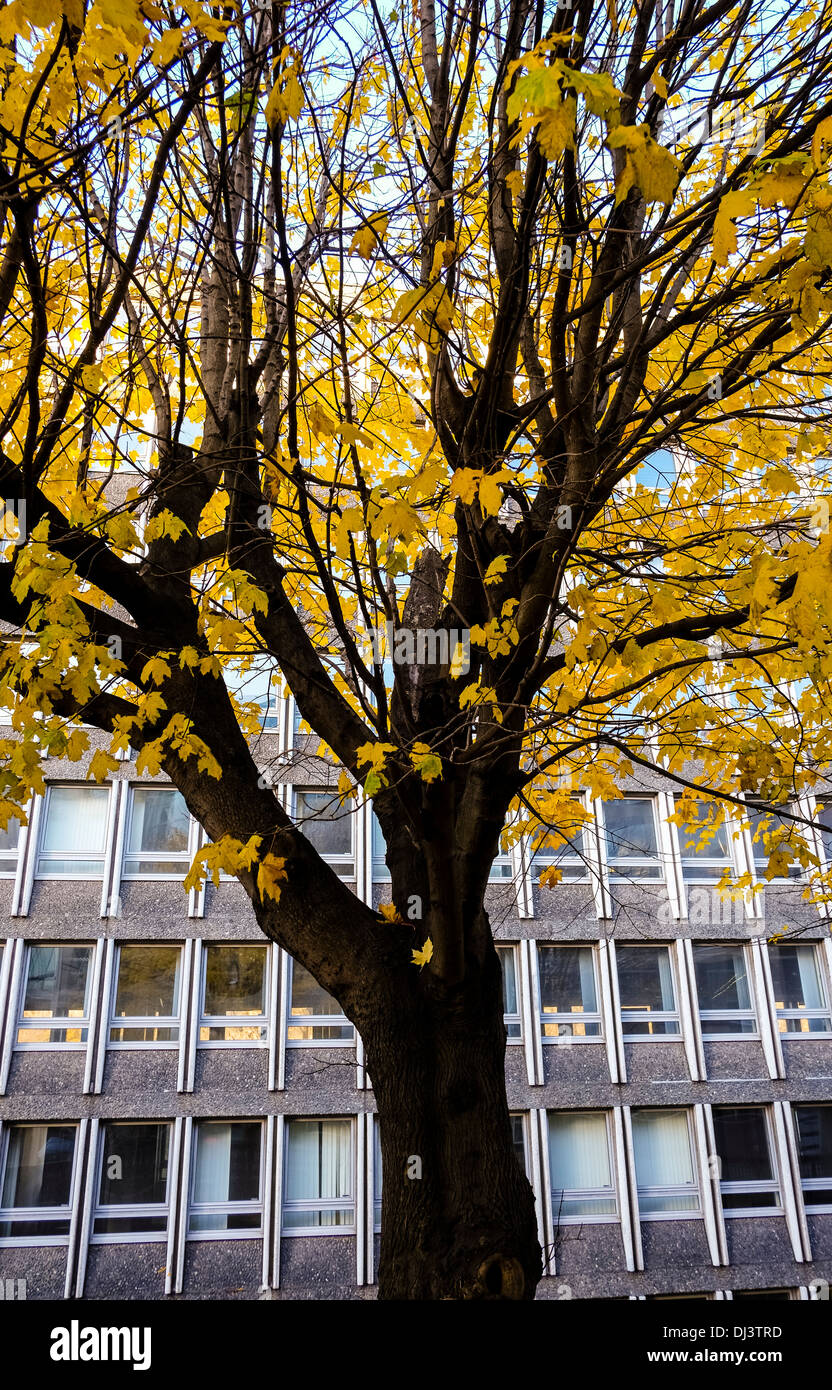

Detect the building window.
[
  {"left": 0, "top": 815, "right": 21, "bottom": 876},
  {"left": 17, "top": 944, "right": 93, "bottom": 1046},
  {"left": 732, "top": 1289, "right": 795, "bottom": 1300},
  {"left": 93, "top": 1122, "right": 171, "bottom": 1239},
  {"left": 602, "top": 797, "right": 662, "bottom": 880},
  {"left": 294, "top": 790, "right": 355, "bottom": 877},
  {"left": 225, "top": 659, "right": 281, "bottom": 733},
  {"left": 768, "top": 943, "right": 832, "bottom": 1036},
  {"left": 548, "top": 1111, "right": 617, "bottom": 1221},
  {"left": 816, "top": 802, "right": 832, "bottom": 866},
  {"left": 189, "top": 1121, "right": 263, "bottom": 1235},
  {"left": 530, "top": 801, "right": 589, "bottom": 881},
  {"left": 711, "top": 1108, "right": 781, "bottom": 1214},
  {"left": 632, "top": 1109, "right": 700, "bottom": 1216},
  {"left": 122, "top": 786, "right": 191, "bottom": 877},
  {"left": 793, "top": 1105, "right": 832, "bottom": 1212},
  {"left": 692, "top": 943, "right": 757, "bottom": 1037},
  {"left": 675, "top": 799, "right": 734, "bottom": 881},
  {"left": 283, "top": 1119, "right": 355, "bottom": 1232},
  {"left": 109, "top": 945, "right": 182, "bottom": 1045},
  {"left": 287, "top": 958, "right": 353, "bottom": 1044},
  {"left": 0, "top": 1124, "right": 77, "bottom": 1239},
  {"left": 538, "top": 945, "right": 602, "bottom": 1039},
  {"left": 373, "top": 1118, "right": 382, "bottom": 1232},
  {"left": 199, "top": 945, "right": 269, "bottom": 1044},
  {"left": 36, "top": 784, "right": 110, "bottom": 877},
  {"left": 746, "top": 803, "right": 804, "bottom": 880},
  {"left": 616, "top": 945, "right": 680, "bottom": 1038},
  {"left": 498, "top": 946, "right": 522, "bottom": 1040},
  {"left": 510, "top": 1113, "right": 528, "bottom": 1174},
  {"left": 371, "top": 812, "right": 390, "bottom": 880}
]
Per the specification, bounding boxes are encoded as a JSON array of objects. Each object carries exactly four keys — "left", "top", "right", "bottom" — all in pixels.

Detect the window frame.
[
  {"left": 616, "top": 943, "right": 681, "bottom": 1041},
  {"left": 286, "top": 956, "right": 354, "bottom": 1048},
  {"left": 674, "top": 797, "right": 736, "bottom": 883},
  {"left": 692, "top": 941, "right": 759, "bottom": 1041},
  {"left": 767, "top": 941, "right": 832, "bottom": 1038},
  {"left": 632, "top": 1108, "right": 702, "bottom": 1221},
  {"left": 16, "top": 942, "right": 94, "bottom": 1050},
  {"left": 292, "top": 787, "right": 356, "bottom": 880},
  {"left": 601, "top": 795, "right": 664, "bottom": 883},
  {"left": 537, "top": 943, "right": 603, "bottom": 1043},
  {"left": 281, "top": 1116, "right": 356, "bottom": 1236},
  {"left": 497, "top": 944, "right": 522, "bottom": 1042},
  {"left": 108, "top": 943, "right": 183, "bottom": 1049},
  {"left": 91, "top": 1120, "right": 173, "bottom": 1244},
  {"left": 548, "top": 1109, "right": 619, "bottom": 1224},
  {"left": 121, "top": 785, "right": 193, "bottom": 881},
  {"left": 187, "top": 1119, "right": 265, "bottom": 1240},
  {"left": 0, "top": 1122, "right": 79, "bottom": 1246},
  {"left": 529, "top": 798, "right": 591, "bottom": 883},
  {"left": 198, "top": 943, "right": 271, "bottom": 1048},
  {"left": 35, "top": 782, "right": 112, "bottom": 880},
  {"left": 793, "top": 1104, "right": 832, "bottom": 1214},
  {"left": 745, "top": 801, "right": 806, "bottom": 883},
  {"left": 0, "top": 813, "right": 22, "bottom": 878},
  {"left": 712, "top": 1106, "right": 783, "bottom": 1217}
]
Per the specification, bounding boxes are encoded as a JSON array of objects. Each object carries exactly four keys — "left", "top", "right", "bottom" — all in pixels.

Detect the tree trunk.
[{"left": 362, "top": 944, "right": 542, "bottom": 1300}]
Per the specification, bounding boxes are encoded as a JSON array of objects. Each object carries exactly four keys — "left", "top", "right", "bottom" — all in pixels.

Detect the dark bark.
[{"left": 362, "top": 931, "right": 542, "bottom": 1301}]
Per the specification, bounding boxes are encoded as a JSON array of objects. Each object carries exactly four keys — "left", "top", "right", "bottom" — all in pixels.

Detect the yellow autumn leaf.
[
  {"left": 411, "top": 937, "right": 434, "bottom": 968},
  {"left": 257, "top": 852, "right": 288, "bottom": 903},
  {"left": 378, "top": 901, "right": 404, "bottom": 924},
  {"left": 350, "top": 213, "right": 389, "bottom": 259}
]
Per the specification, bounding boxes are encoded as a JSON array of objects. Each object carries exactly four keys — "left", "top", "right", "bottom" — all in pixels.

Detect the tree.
[{"left": 1, "top": 0, "right": 832, "bottom": 1299}]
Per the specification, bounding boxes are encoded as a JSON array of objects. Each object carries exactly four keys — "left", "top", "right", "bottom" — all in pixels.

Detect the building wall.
[{"left": 0, "top": 717, "right": 830, "bottom": 1301}]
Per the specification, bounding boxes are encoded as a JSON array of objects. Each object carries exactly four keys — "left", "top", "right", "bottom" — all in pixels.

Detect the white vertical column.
[
  {"left": 17, "top": 792, "right": 42, "bottom": 917},
  {"left": 63, "top": 1117, "right": 90, "bottom": 1300},
  {"left": 101, "top": 779, "right": 127, "bottom": 918},
  {"left": 658, "top": 791, "right": 683, "bottom": 920},
  {"left": 83, "top": 938, "right": 105, "bottom": 1095},
  {"left": 174, "top": 1116, "right": 193, "bottom": 1294},
  {"left": 620, "top": 1106, "right": 644, "bottom": 1271},
  {"left": 267, "top": 944, "right": 280, "bottom": 1091},
  {"left": 176, "top": 939, "right": 193, "bottom": 1094},
  {"left": 511, "top": 834, "right": 534, "bottom": 919},
  {"left": 0, "top": 938, "right": 24, "bottom": 1094},
  {"left": 674, "top": 939, "right": 702, "bottom": 1081},
  {"left": 276, "top": 947, "right": 289, "bottom": 1091},
  {"left": 364, "top": 1112, "right": 376, "bottom": 1287},
  {"left": 534, "top": 1108, "right": 555, "bottom": 1277},
  {"left": 272, "top": 1114, "right": 285, "bottom": 1290},
  {"left": 524, "top": 940, "right": 544, "bottom": 1086},
  {"left": 702, "top": 1104, "right": 729, "bottom": 1267},
  {"left": 261, "top": 1114, "right": 276, "bottom": 1291},
  {"left": 74, "top": 1116, "right": 100, "bottom": 1297},
  {"left": 682, "top": 938, "right": 707, "bottom": 1079},
  {"left": 0, "top": 936, "right": 13, "bottom": 1057},
  {"left": 92, "top": 938, "right": 116, "bottom": 1095},
  {"left": 587, "top": 800, "right": 612, "bottom": 919},
  {"left": 184, "top": 940, "right": 202, "bottom": 1094},
  {"left": 356, "top": 797, "right": 373, "bottom": 905},
  {"left": 612, "top": 1106, "right": 637, "bottom": 1273},
  {"left": 187, "top": 821, "right": 206, "bottom": 918},
  {"left": 772, "top": 1102, "right": 808, "bottom": 1263},
  {"left": 164, "top": 1117, "right": 184, "bottom": 1295},
  {"left": 692, "top": 1105, "right": 723, "bottom": 1267},
  {"left": 779, "top": 1101, "right": 812, "bottom": 1263},
  {"left": 597, "top": 940, "right": 620, "bottom": 1083},
  {"left": 750, "top": 936, "right": 784, "bottom": 1080},
  {"left": 355, "top": 1113, "right": 366, "bottom": 1287},
  {"left": 10, "top": 794, "right": 34, "bottom": 917},
  {"left": 605, "top": 940, "right": 627, "bottom": 1084}
]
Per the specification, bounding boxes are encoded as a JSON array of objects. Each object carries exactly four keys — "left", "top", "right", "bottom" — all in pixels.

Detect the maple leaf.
[
  {"left": 411, "top": 938, "right": 434, "bottom": 968},
  {"left": 257, "top": 853, "right": 288, "bottom": 903}
]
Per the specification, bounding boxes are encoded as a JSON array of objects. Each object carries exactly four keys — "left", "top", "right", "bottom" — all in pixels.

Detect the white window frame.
[
  {"left": 187, "top": 1119, "right": 265, "bottom": 1241},
  {"left": 16, "top": 942, "right": 94, "bottom": 1050},
  {"left": 616, "top": 943, "right": 681, "bottom": 1041},
  {"left": 632, "top": 1108, "right": 702, "bottom": 1221},
  {"left": 198, "top": 943, "right": 271, "bottom": 1048},
  {"left": 282, "top": 1117, "right": 356, "bottom": 1236},
  {"left": 121, "top": 785, "right": 193, "bottom": 880},
  {"left": 510, "top": 1111, "right": 530, "bottom": 1177},
  {"left": 91, "top": 1120, "right": 172, "bottom": 1244},
  {"left": 293, "top": 787, "right": 356, "bottom": 879},
  {"left": 35, "top": 782, "right": 113, "bottom": 880},
  {"left": 744, "top": 801, "right": 806, "bottom": 884},
  {"left": 548, "top": 1110, "right": 619, "bottom": 1225},
  {"left": 0, "top": 1122, "right": 79, "bottom": 1246},
  {"left": 713, "top": 1106, "right": 782, "bottom": 1218},
  {"left": 0, "top": 813, "right": 22, "bottom": 878},
  {"left": 692, "top": 942, "right": 759, "bottom": 1041},
  {"left": 793, "top": 1104, "right": 832, "bottom": 1215},
  {"left": 528, "top": 798, "right": 591, "bottom": 882},
  {"left": 497, "top": 945, "right": 522, "bottom": 1043},
  {"left": 286, "top": 956, "right": 354, "bottom": 1048},
  {"left": 674, "top": 798, "right": 736, "bottom": 884},
  {"left": 767, "top": 941, "right": 832, "bottom": 1038},
  {"left": 601, "top": 796, "right": 664, "bottom": 883},
  {"left": 537, "top": 943, "right": 603, "bottom": 1043},
  {"left": 108, "top": 943, "right": 183, "bottom": 1050}
]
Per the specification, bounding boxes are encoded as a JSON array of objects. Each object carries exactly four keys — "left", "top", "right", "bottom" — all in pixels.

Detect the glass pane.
[
  {"left": 510, "top": 1115, "right": 526, "bottom": 1172},
  {"left": 531, "top": 804, "right": 586, "bottom": 864},
  {"left": 286, "top": 1120, "right": 352, "bottom": 1202},
  {"left": 1, "top": 1125, "right": 75, "bottom": 1208},
  {"left": 676, "top": 801, "right": 731, "bottom": 860},
  {"left": 639, "top": 1193, "right": 700, "bottom": 1215},
  {"left": 700, "top": 1017, "right": 756, "bottom": 1035},
  {"left": 0, "top": 816, "right": 20, "bottom": 853},
  {"left": 693, "top": 944, "right": 751, "bottom": 1013},
  {"left": 498, "top": 948, "right": 518, "bottom": 1016},
  {"left": 295, "top": 792, "right": 352, "bottom": 856},
  {"left": 617, "top": 946, "right": 676, "bottom": 1014},
  {"left": 203, "top": 946, "right": 266, "bottom": 1017},
  {"left": 604, "top": 799, "right": 658, "bottom": 861},
  {"left": 632, "top": 1110, "right": 694, "bottom": 1188},
  {"left": 93, "top": 1215, "right": 167, "bottom": 1235},
  {"left": 290, "top": 960, "right": 343, "bottom": 1019},
  {"left": 548, "top": 1112, "right": 612, "bottom": 1190},
  {"left": 747, "top": 805, "right": 801, "bottom": 877},
  {"left": 795, "top": 1106, "right": 832, "bottom": 1180},
  {"left": 817, "top": 804, "right": 832, "bottom": 865},
  {"left": 113, "top": 946, "right": 181, "bottom": 1019},
  {"left": 193, "top": 1123, "right": 261, "bottom": 1204},
  {"left": 768, "top": 945, "right": 825, "bottom": 1013},
  {"left": 539, "top": 946, "right": 598, "bottom": 1015},
  {"left": 42, "top": 786, "right": 109, "bottom": 853},
  {"left": 22, "top": 944, "right": 91, "bottom": 1018},
  {"left": 712, "top": 1109, "right": 773, "bottom": 1183},
  {"left": 98, "top": 1124, "right": 169, "bottom": 1206},
  {"left": 127, "top": 788, "right": 190, "bottom": 854}
]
